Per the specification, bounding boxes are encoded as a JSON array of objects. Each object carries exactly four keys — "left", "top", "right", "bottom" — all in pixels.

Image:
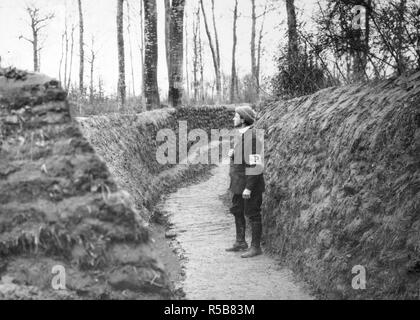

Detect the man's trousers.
[{"left": 229, "top": 192, "right": 263, "bottom": 224}]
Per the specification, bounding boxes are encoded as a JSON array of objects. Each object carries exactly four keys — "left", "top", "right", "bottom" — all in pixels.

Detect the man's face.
[{"left": 233, "top": 112, "right": 243, "bottom": 128}]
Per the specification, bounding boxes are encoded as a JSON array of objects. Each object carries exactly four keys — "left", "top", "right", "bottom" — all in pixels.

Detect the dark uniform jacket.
[{"left": 229, "top": 125, "right": 265, "bottom": 195}]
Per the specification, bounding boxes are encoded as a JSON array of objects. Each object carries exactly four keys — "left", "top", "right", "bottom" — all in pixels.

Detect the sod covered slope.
[{"left": 259, "top": 72, "right": 420, "bottom": 299}]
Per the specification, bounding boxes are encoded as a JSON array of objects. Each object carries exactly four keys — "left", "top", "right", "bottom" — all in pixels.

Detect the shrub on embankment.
[
  {"left": 259, "top": 72, "right": 420, "bottom": 299},
  {"left": 0, "top": 69, "right": 172, "bottom": 299},
  {"left": 77, "top": 105, "right": 235, "bottom": 223}
]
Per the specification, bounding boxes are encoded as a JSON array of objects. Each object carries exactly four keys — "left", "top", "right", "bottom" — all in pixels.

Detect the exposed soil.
[{"left": 147, "top": 223, "right": 185, "bottom": 299}]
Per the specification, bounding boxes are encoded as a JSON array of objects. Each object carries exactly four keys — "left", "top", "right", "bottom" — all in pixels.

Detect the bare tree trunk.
[
  {"left": 33, "top": 27, "right": 39, "bottom": 72},
  {"left": 211, "top": 0, "right": 221, "bottom": 101},
  {"left": 286, "top": 0, "right": 298, "bottom": 60},
  {"left": 67, "top": 25, "right": 75, "bottom": 91},
  {"left": 200, "top": 0, "right": 221, "bottom": 102},
  {"left": 139, "top": 0, "right": 145, "bottom": 105},
  {"left": 195, "top": 6, "right": 204, "bottom": 102},
  {"left": 250, "top": 0, "right": 257, "bottom": 99},
  {"left": 88, "top": 37, "right": 96, "bottom": 103},
  {"left": 89, "top": 57, "right": 95, "bottom": 103},
  {"left": 64, "top": 25, "right": 69, "bottom": 90},
  {"left": 168, "top": 0, "right": 186, "bottom": 108},
  {"left": 199, "top": 20, "right": 204, "bottom": 102},
  {"left": 59, "top": 32, "right": 65, "bottom": 84},
  {"left": 235, "top": 67, "right": 239, "bottom": 98},
  {"left": 78, "top": 0, "right": 84, "bottom": 95},
  {"left": 144, "top": 0, "right": 160, "bottom": 109},
  {"left": 90, "top": 56, "right": 94, "bottom": 103},
  {"left": 89, "top": 60, "right": 94, "bottom": 102},
  {"left": 117, "top": 0, "right": 126, "bottom": 107},
  {"left": 164, "top": 0, "right": 172, "bottom": 87},
  {"left": 38, "top": 49, "right": 41, "bottom": 72},
  {"left": 256, "top": 1, "right": 268, "bottom": 94},
  {"left": 230, "top": 0, "right": 238, "bottom": 104},
  {"left": 185, "top": 9, "right": 190, "bottom": 103},
  {"left": 126, "top": 1, "right": 136, "bottom": 97},
  {"left": 193, "top": 6, "right": 199, "bottom": 102}
]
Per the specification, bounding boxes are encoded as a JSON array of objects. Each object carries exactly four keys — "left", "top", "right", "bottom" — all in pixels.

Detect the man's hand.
[{"left": 242, "top": 188, "right": 251, "bottom": 199}]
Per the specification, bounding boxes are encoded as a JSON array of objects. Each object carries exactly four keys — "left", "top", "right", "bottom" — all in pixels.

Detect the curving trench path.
[{"left": 158, "top": 158, "right": 314, "bottom": 300}]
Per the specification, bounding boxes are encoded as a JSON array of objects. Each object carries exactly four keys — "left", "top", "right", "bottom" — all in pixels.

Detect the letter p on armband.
[
  {"left": 249, "top": 154, "right": 262, "bottom": 165},
  {"left": 246, "top": 153, "right": 264, "bottom": 176}
]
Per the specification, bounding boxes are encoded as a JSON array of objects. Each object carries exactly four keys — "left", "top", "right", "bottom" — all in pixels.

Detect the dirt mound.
[
  {"left": 0, "top": 69, "right": 171, "bottom": 299},
  {"left": 258, "top": 72, "right": 420, "bottom": 299}
]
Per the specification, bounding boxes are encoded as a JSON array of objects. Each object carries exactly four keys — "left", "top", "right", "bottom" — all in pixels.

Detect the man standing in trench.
[{"left": 226, "top": 106, "right": 265, "bottom": 258}]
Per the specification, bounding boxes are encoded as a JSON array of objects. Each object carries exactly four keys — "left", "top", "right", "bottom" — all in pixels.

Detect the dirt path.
[{"left": 159, "top": 161, "right": 314, "bottom": 300}]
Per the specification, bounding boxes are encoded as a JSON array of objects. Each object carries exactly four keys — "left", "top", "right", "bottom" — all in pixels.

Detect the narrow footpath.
[{"left": 159, "top": 160, "right": 314, "bottom": 300}]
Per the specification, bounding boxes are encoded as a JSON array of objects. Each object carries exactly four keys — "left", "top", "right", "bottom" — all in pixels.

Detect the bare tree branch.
[{"left": 18, "top": 35, "right": 34, "bottom": 44}]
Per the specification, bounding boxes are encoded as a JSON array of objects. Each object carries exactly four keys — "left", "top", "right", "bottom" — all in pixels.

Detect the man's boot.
[
  {"left": 226, "top": 216, "right": 248, "bottom": 252},
  {"left": 241, "top": 221, "right": 262, "bottom": 258}
]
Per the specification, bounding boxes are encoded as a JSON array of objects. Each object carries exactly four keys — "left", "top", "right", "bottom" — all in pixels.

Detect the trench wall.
[{"left": 258, "top": 72, "right": 420, "bottom": 299}]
